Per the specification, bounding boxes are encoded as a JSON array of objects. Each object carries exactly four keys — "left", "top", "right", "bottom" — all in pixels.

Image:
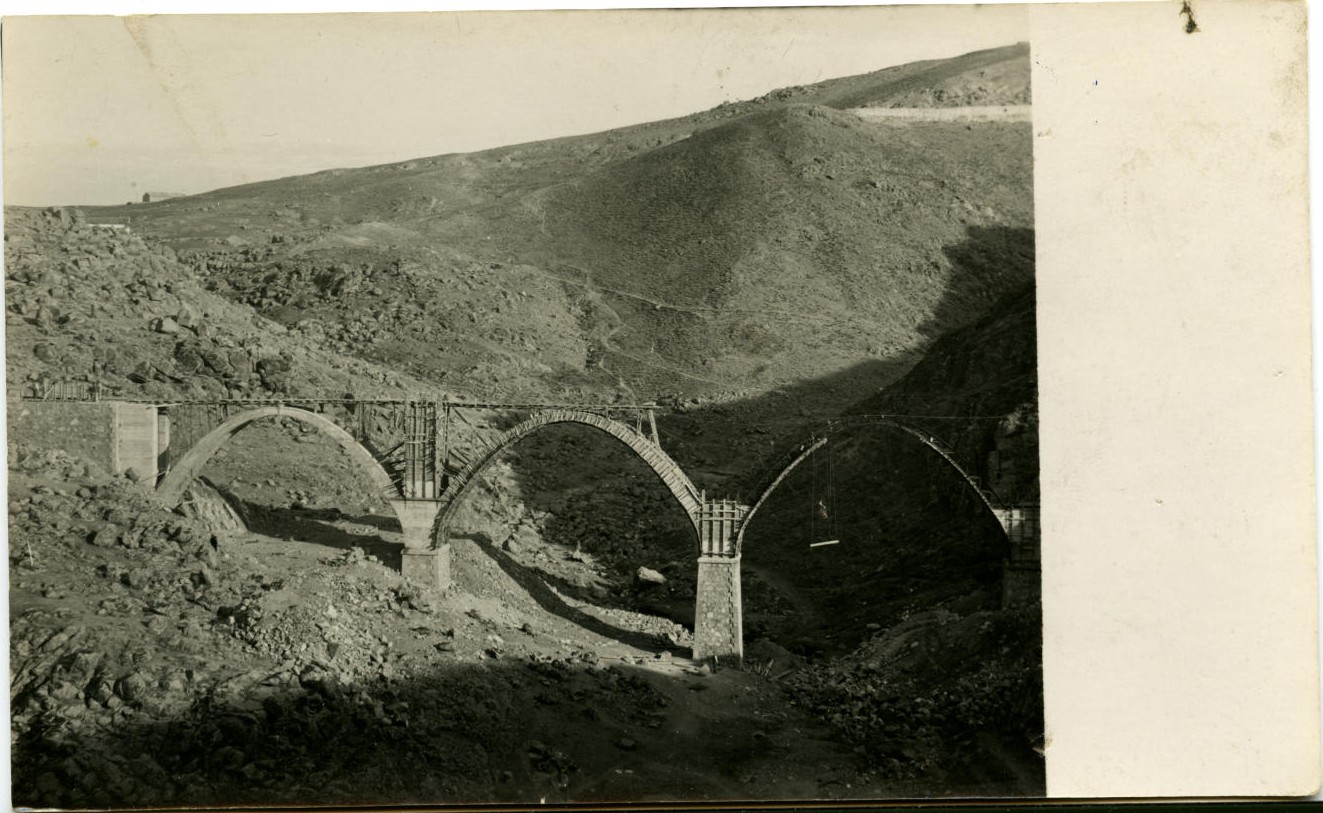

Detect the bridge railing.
[
  {"left": 15, "top": 393, "right": 671, "bottom": 501},
  {"left": 15, "top": 379, "right": 113, "bottom": 402}
]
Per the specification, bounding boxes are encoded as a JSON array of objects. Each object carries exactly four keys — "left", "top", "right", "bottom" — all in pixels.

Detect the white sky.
[{"left": 1, "top": 4, "right": 1027, "bottom": 205}]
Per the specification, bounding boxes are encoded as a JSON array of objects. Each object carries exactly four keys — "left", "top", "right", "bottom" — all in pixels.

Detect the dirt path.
[{"left": 850, "top": 105, "right": 1032, "bottom": 123}]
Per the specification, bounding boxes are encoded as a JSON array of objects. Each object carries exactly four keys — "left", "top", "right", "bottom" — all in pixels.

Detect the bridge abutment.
[
  {"left": 112, "top": 403, "right": 160, "bottom": 482},
  {"left": 693, "top": 555, "right": 743, "bottom": 665},
  {"left": 10, "top": 400, "right": 161, "bottom": 486}
]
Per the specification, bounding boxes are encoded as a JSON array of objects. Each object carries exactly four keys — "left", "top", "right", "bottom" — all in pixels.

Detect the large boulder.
[
  {"left": 255, "top": 355, "right": 292, "bottom": 393},
  {"left": 635, "top": 566, "right": 667, "bottom": 586},
  {"left": 151, "top": 316, "right": 180, "bottom": 335}
]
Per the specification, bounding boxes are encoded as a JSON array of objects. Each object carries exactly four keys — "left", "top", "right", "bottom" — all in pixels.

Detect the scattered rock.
[
  {"left": 176, "top": 305, "right": 198, "bottom": 330},
  {"left": 151, "top": 316, "right": 181, "bottom": 335},
  {"left": 160, "top": 673, "right": 188, "bottom": 692},
  {"left": 85, "top": 678, "right": 114, "bottom": 707},
  {"left": 121, "top": 569, "right": 150, "bottom": 589},
  {"left": 114, "top": 672, "right": 150, "bottom": 704},
  {"left": 194, "top": 565, "right": 216, "bottom": 587},
  {"left": 635, "top": 566, "right": 667, "bottom": 586},
  {"left": 89, "top": 524, "right": 121, "bottom": 548}
]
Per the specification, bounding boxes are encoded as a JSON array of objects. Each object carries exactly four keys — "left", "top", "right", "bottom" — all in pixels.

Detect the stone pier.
[
  {"left": 691, "top": 499, "right": 749, "bottom": 666},
  {"left": 693, "top": 555, "right": 743, "bottom": 665},
  {"left": 401, "top": 545, "right": 452, "bottom": 588},
  {"left": 994, "top": 504, "right": 1041, "bottom": 608}
]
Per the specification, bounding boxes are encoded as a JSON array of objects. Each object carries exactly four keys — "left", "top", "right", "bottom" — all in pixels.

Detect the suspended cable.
[
  {"left": 827, "top": 438, "right": 839, "bottom": 542},
  {"left": 808, "top": 444, "right": 816, "bottom": 546}
]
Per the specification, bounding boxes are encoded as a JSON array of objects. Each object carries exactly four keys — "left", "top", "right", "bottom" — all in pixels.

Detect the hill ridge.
[{"left": 9, "top": 43, "right": 1034, "bottom": 431}]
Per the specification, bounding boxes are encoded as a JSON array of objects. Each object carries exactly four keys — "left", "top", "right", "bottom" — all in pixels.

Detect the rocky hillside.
[
  {"left": 67, "top": 43, "right": 1032, "bottom": 414},
  {"left": 8, "top": 441, "right": 889, "bottom": 808},
  {"left": 5, "top": 207, "right": 442, "bottom": 402}
]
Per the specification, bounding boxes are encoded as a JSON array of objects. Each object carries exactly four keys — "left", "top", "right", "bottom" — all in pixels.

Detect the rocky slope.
[
  {"left": 69, "top": 43, "right": 1032, "bottom": 412},
  {"left": 5, "top": 207, "right": 443, "bottom": 402}
]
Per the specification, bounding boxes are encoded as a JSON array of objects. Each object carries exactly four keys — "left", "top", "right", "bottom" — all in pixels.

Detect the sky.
[{"left": 1, "top": 4, "right": 1027, "bottom": 206}]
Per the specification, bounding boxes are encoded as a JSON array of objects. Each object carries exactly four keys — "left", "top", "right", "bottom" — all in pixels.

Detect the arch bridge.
[
  {"left": 18, "top": 392, "right": 1037, "bottom": 664},
  {"left": 144, "top": 397, "right": 760, "bottom": 660}
]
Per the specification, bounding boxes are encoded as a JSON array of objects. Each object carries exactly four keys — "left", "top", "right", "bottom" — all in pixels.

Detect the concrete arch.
[
  {"left": 869, "top": 418, "right": 1002, "bottom": 518},
  {"left": 155, "top": 405, "right": 397, "bottom": 508},
  {"left": 736, "top": 436, "right": 828, "bottom": 550},
  {"left": 430, "top": 409, "right": 702, "bottom": 548},
  {"left": 735, "top": 417, "right": 1005, "bottom": 549}
]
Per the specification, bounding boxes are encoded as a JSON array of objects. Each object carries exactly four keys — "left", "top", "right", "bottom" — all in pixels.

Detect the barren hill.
[{"left": 68, "top": 43, "right": 1031, "bottom": 412}]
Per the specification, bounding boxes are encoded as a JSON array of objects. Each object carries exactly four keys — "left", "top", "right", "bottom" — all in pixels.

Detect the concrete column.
[
  {"left": 389, "top": 499, "right": 442, "bottom": 549},
  {"left": 389, "top": 499, "right": 450, "bottom": 589},
  {"left": 692, "top": 554, "right": 743, "bottom": 666}
]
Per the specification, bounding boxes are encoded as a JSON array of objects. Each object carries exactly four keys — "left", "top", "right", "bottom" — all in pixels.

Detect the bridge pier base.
[
  {"left": 692, "top": 555, "right": 743, "bottom": 667},
  {"left": 401, "top": 545, "right": 452, "bottom": 589},
  {"left": 389, "top": 500, "right": 450, "bottom": 589}
]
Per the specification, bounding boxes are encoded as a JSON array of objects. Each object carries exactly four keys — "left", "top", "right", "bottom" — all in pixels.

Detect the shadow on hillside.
[
  {"left": 9, "top": 658, "right": 765, "bottom": 810},
  {"left": 458, "top": 532, "right": 680, "bottom": 654},
  {"left": 6, "top": 227, "right": 1044, "bottom": 810},
  {"left": 235, "top": 500, "right": 404, "bottom": 569},
  {"left": 921, "top": 225, "right": 1035, "bottom": 342},
  {"left": 11, "top": 646, "right": 1042, "bottom": 809},
  {"left": 166, "top": 224, "right": 1037, "bottom": 661},
  {"left": 647, "top": 226, "right": 1034, "bottom": 488},
  {"left": 341, "top": 511, "right": 407, "bottom": 533}
]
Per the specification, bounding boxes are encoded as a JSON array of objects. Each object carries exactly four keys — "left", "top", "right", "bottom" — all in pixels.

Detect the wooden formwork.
[{"left": 699, "top": 499, "right": 749, "bottom": 557}]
